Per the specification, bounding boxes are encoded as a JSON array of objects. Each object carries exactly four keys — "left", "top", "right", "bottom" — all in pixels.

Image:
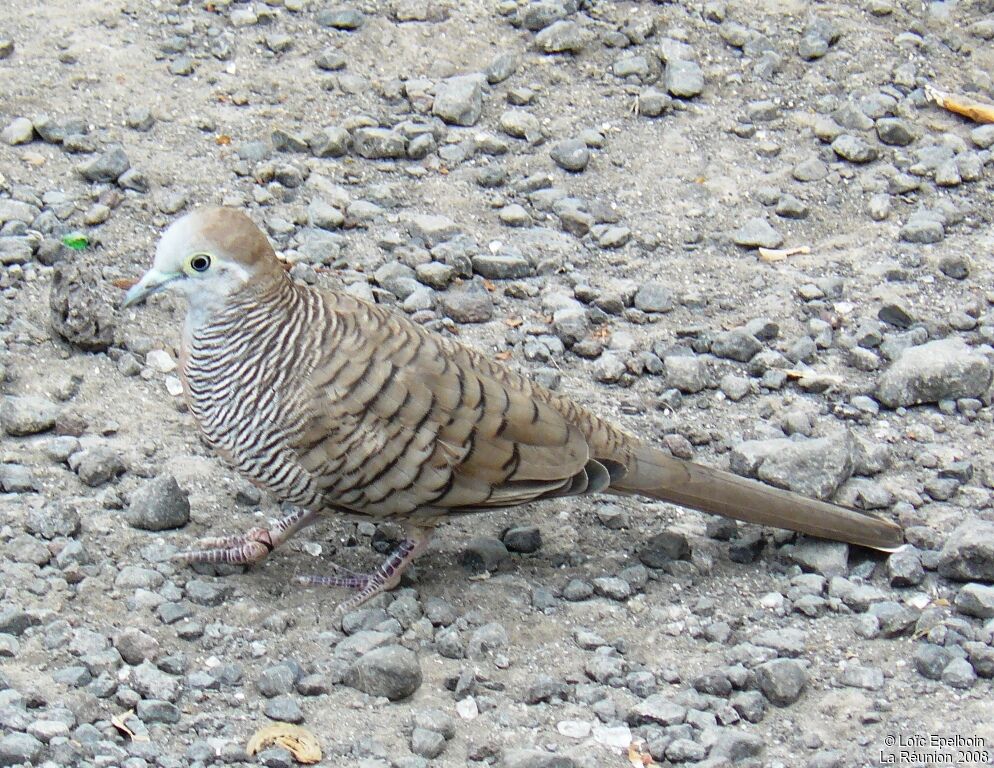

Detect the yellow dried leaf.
[
  {"left": 628, "top": 741, "right": 656, "bottom": 766},
  {"left": 112, "top": 277, "right": 138, "bottom": 290},
  {"left": 111, "top": 710, "right": 149, "bottom": 743},
  {"left": 628, "top": 745, "right": 642, "bottom": 767},
  {"left": 758, "top": 245, "right": 812, "bottom": 262},
  {"left": 926, "top": 85, "right": 994, "bottom": 124},
  {"left": 215, "top": 134, "right": 232, "bottom": 146},
  {"left": 246, "top": 723, "right": 321, "bottom": 764}
]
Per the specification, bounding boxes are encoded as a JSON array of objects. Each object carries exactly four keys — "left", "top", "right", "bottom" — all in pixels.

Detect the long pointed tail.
[{"left": 611, "top": 445, "right": 903, "bottom": 551}]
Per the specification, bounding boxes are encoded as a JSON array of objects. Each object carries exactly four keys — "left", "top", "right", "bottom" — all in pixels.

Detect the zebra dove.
[{"left": 123, "top": 207, "right": 903, "bottom": 612}]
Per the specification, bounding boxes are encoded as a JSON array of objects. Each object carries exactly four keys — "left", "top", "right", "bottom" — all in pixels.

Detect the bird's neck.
[{"left": 182, "top": 270, "right": 297, "bottom": 346}]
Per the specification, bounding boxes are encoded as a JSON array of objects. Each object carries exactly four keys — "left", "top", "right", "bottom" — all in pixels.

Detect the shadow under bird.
[{"left": 123, "top": 207, "right": 904, "bottom": 613}]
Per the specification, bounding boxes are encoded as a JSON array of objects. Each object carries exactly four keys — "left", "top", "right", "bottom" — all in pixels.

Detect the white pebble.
[
  {"left": 164, "top": 376, "right": 184, "bottom": 397},
  {"left": 556, "top": 720, "right": 591, "bottom": 739},
  {"left": 759, "top": 592, "right": 785, "bottom": 610},
  {"left": 146, "top": 349, "right": 177, "bottom": 373},
  {"left": 593, "top": 724, "right": 633, "bottom": 751},
  {"left": 455, "top": 696, "right": 479, "bottom": 720}
]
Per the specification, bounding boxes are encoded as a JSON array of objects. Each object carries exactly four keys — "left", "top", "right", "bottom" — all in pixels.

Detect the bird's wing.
[{"left": 292, "top": 294, "right": 599, "bottom": 519}]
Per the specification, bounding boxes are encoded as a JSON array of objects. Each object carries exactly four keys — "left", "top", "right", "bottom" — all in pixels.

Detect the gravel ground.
[{"left": 2, "top": 1, "right": 994, "bottom": 767}]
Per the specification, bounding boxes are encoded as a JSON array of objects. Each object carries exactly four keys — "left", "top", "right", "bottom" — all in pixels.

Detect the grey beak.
[{"left": 122, "top": 269, "right": 180, "bottom": 308}]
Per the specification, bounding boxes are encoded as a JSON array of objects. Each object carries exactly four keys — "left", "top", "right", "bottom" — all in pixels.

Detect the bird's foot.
[
  {"left": 297, "top": 529, "right": 432, "bottom": 615},
  {"left": 174, "top": 507, "right": 318, "bottom": 567},
  {"left": 174, "top": 526, "right": 276, "bottom": 565}
]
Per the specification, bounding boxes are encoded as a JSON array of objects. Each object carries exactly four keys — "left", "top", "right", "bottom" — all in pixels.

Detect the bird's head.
[{"left": 122, "top": 207, "right": 285, "bottom": 313}]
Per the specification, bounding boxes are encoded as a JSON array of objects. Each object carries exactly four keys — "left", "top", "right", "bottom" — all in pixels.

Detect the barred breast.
[{"left": 182, "top": 280, "right": 327, "bottom": 509}]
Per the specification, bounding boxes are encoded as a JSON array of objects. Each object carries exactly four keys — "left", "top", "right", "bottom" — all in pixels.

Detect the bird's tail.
[{"left": 610, "top": 445, "right": 904, "bottom": 551}]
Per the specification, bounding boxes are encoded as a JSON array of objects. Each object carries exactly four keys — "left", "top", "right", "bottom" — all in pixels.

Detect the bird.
[{"left": 123, "top": 207, "right": 903, "bottom": 613}]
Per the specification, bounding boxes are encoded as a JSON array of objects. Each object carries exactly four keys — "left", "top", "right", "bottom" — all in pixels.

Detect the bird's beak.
[{"left": 122, "top": 269, "right": 181, "bottom": 308}]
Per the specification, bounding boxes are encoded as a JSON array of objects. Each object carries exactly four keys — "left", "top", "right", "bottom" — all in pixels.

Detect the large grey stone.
[
  {"left": 407, "top": 214, "right": 460, "bottom": 247},
  {"left": 665, "top": 59, "right": 704, "bottom": 97},
  {"left": 876, "top": 338, "right": 992, "bottom": 408},
  {"left": 433, "top": 74, "right": 485, "bottom": 127},
  {"left": 955, "top": 583, "right": 994, "bottom": 618},
  {"left": 345, "top": 645, "right": 422, "bottom": 701},
  {"left": 1, "top": 396, "right": 60, "bottom": 436},
  {"left": 755, "top": 658, "right": 807, "bottom": 705},
  {"left": 0, "top": 732, "right": 43, "bottom": 766},
  {"left": 438, "top": 280, "right": 494, "bottom": 323},
  {"left": 733, "top": 217, "right": 783, "bottom": 249},
  {"left": 0, "top": 199, "right": 38, "bottom": 226},
  {"left": 353, "top": 127, "right": 406, "bottom": 159},
  {"left": 534, "top": 21, "right": 587, "bottom": 54},
  {"left": 939, "top": 520, "right": 994, "bottom": 582},
  {"left": 78, "top": 146, "right": 131, "bottom": 182},
  {"left": 664, "top": 355, "right": 707, "bottom": 394},
  {"left": 633, "top": 282, "right": 674, "bottom": 313},
  {"left": 503, "top": 750, "right": 576, "bottom": 768},
  {"left": 627, "top": 694, "right": 687, "bottom": 726},
  {"left": 731, "top": 433, "right": 852, "bottom": 500},
  {"left": 126, "top": 475, "right": 191, "bottom": 531}
]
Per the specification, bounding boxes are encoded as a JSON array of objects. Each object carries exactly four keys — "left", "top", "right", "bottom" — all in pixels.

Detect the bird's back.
[{"left": 292, "top": 284, "right": 638, "bottom": 520}]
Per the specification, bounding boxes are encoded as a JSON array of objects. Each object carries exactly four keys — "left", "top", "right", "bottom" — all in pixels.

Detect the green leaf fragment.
[{"left": 62, "top": 234, "right": 89, "bottom": 251}]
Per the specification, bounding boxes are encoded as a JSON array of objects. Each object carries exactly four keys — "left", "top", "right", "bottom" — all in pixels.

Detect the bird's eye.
[{"left": 190, "top": 253, "right": 212, "bottom": 273}]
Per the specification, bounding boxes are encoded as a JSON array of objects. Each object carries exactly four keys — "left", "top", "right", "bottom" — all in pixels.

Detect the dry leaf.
[
  {"left": 111, "top": 710, "right": 149, "bottom": 742},
  {"left": 215, "top": 134, "right": 232, "bottom": 146},
  {"left": 628, "top": 741, "right": 656, "bottom": 766},
  {"left": 467, "top": 571, "right": 492, "bottom": 581},
  {"left": 112, "top": 278, "right": 138, "bottom": 290},
  {"left": 482, "top": 279, "right": 496, "bottom": 292},
  {"left": 494, "top": 351, "right": 512, "bottom": 361},
  {"left": 758, "top": 245, "right": 812, "bottom": 262},
  {"left": 784, "top": 369, "right": 843, "bottom": 393},
  {"left": 504, "top": 317, "right": 523, "bottom": 328},
  {"left": 925, "top": 85, "right": 994, "bottom": 124},
  {"left": 246, "top": 723, "right": 321, "bottom": 764}
]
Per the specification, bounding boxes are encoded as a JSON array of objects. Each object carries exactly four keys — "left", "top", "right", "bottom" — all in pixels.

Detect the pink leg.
[
  {"left": 297, "top": 526, "right": 433, "bottom": 614},
  {"left": 174, "top": 507, "right": 319, "bottom": 566}
]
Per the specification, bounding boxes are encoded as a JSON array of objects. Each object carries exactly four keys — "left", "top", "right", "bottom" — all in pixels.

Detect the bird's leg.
[
  {"left": 297, "top": 525, "right": 433, "bottom": 614},
  {"left": 174, "top": 506, "right": 319, "bottom": 566}
]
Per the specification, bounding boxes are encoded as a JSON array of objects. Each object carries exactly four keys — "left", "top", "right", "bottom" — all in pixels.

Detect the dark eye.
[{"left": 190, "top": 253, "right": 212, "bottom": 273}]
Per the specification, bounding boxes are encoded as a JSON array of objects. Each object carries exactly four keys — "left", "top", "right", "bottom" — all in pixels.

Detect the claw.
[
  {"left": 296, "top": 529, "right": 432, "bottom": 614},
  {"left": 174, "top": 527, "right": 274, "bottom": 566},
  {"left": 174, "top": 539, "right": 271, "bottom": 566},
  {"left": 295, "top": 573, "right": 370, "bottom": 589}
]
